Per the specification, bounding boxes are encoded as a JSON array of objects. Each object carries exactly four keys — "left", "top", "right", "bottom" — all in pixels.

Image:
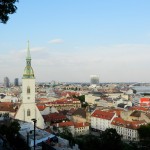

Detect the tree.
[
  {"left": 75, "top": 134, "right": 101, "bottom": 150},
  {"left": 100, "top": 128, "right": 122, "bottom": 150},
  {"left": 8, "top": 121, "right": 20, "bottom": 136},
  {"left": 137, "top": 123, "right": 150, "bottom": 140},
  {"left": 58, "top": 127, "right": 75, "bottom": 147},
  {"left": 0, "top": 0, "right": 19, "bottom": 24}
]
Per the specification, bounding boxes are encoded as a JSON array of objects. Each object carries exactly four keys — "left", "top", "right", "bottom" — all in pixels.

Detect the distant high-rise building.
[
  {"left": 4, "top": 77, "right": 10, "bottom": 88},
  {"left": 14, "top": 78, "right": 19, "bottom": 86},
  {"left": 90, "top": 75, "right": 99, "bottom": 86}
]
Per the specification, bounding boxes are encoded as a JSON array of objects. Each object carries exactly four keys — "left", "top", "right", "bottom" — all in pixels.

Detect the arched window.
[
  {"left": 27, "top": 86, "right": 30, "bottom": 94},
  {"left": 27, "top": 109, "right": 30, "bottom": 116}
]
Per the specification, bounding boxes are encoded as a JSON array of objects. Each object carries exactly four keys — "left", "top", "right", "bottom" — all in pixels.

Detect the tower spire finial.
[
  {"left": 27, "top": 40, "right": 31, "bottom": 59},
  {"left": 23, "top": 41, "right": 35, "bottom": 79}
]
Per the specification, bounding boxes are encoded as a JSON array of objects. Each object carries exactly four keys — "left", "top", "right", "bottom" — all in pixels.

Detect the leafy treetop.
[{"left": 0, "top": 0, "right": 18, "bottom": 24}]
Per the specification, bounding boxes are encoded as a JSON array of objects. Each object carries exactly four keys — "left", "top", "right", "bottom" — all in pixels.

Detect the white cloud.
[
  {"left": 49, "top": 38, "right": 64, "bottom": 44},
  {"left": 1, "top": 44, "right": 150, "bottom": 83}
]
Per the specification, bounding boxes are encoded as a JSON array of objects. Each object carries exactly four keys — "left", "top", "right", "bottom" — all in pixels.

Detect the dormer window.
[{"left": 27, "top": 86, "right": 30, "bottom": 94}]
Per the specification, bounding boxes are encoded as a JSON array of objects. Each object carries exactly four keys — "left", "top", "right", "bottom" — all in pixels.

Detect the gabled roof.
[
  {"left": 56, "top": 121, "right": 74, "bottom": 127},
  {"left": 72, "top": 108, "right": 86, "bottom": 118},
  {"left": 43, "top": 113, "right": 67, "bottom": 122},
  {"left": 130, "top": 110, "right": 141, "bottom": 117},
  {"left": 74, "top": 122, "right": 89, "bottom": 128},
  {"left": 53, "top": 121, "right": 89, "bottom": 128},
  {"left": 67, "top": 108, "right": 76, "bottom": 116},
  {"left": 0, "top": 102, "right": 17, "bottom": 112},
  {"left": 46, "top": 98, "right": 80, "bottom": 105},
  {"left": 129, "top": 106, "right": 148, "bottom": 111},
  {"left": 107, "top": 109, "right": 122, "bottom": 117},
  {"left": 91, "top": 109, "right": 115, "bottom": 120},
  {"left": 111, "top": 117, "right": 146, "bottom": 130}
]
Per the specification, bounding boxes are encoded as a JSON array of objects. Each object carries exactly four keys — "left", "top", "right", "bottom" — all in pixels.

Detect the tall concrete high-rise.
[
  {"left": 90, "top": 75, "right": 99, "bottom": 86},
  {"left": 14, "top": 78, "right": 19, "bottom": 86},
  {"left": 15, "top": 42, "right": 45, "bottom": 129},
  {"left": 4, "top": 77, "right": 10, "bottom": 88}
]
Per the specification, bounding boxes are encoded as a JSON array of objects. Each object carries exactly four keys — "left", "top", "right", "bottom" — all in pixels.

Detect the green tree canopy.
[
  {"left": 100, "top": 128, "right": 122, "bottom": 150},
  {"left": 137, "top": 123, "right": 150, "bottom": 140},
  {"left": 0, "top": 0, "right": 18, "bottom": 24}
]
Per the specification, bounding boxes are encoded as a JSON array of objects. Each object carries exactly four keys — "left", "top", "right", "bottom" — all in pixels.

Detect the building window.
[
  {"left": 27, "top": 109, "right": 30, "bottom": 116},
  {"left": 27, "top": 86, "right": 30, "bottom": 94}
]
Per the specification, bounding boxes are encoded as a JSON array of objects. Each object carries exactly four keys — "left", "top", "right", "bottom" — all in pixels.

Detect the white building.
[
  {"left": 111, "top": 117, "right": 146, "bottom": 141},
  {"left": 15, "top": 42, "right": 45, "bottom": 129},
  {"left": 51, "top": 121, "right": 89, "bottom": 137},
  {"left": 91, "top": 109, "right": 116, "bottom": 131}
]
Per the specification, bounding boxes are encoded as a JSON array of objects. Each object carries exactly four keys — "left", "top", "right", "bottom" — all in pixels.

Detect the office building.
[
  {"left": 90, "top": 75, "right": 99, "bottom": 86},
  {"left": 14, "top": 78, "right": 19, "bottom": 86},
  {"left": 4, "top": 77, "right": 10, "bottom": 88}
]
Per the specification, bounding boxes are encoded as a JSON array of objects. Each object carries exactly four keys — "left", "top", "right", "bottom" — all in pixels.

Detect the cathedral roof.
[
  {"left": 23, "top": 66, "right": 35, "bottom": 79},
  {"left": 22, "top": 41, "right": 35, "bottom": 79}
]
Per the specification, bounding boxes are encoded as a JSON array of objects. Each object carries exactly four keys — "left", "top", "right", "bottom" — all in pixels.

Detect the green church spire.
[
  {"left": 26, "top": 40, "right": 31, "bottom": 60},
  {"left": 23, "top": 41, "right": 35, "bottom": 79}
]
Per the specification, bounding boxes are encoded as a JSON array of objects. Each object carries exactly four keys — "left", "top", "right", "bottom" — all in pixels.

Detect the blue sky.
[{"left": 1, "top": 0, "right": 150, "bottom": 83}]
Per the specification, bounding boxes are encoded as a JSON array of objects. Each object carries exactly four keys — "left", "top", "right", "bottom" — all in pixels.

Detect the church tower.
[{"left": 15, "top": 42, "right": 45, "bottom": 129}]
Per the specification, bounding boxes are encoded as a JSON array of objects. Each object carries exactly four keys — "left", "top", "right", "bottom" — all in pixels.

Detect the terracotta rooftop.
[
  {"left": 91, "top": 109, "right": 115, "bottom": 120},
  {"left": 108, "top": 109, "right": 123, "bottom": 117},
  {"left": 53, "top": 121, "right": 89, "bottom": 128},
  {"left": 43, "top": 113, "right": 67, "bottom": 122},
  {"left": 74, "top": 122, "right": 89, "bottom": 128},
  {"left": 61, "top": 91, "right": 80, "bottom": 97},
  {"left": 38, "top": 98, "right": 49, "bottom": 101},
  {"left": 111, "top": 117, "right": 146, "bottom": 130},
  {"left": 72, "top": 108, "right": 86, "bottom": 118},
  {"left": 46, "top": 98, "right": 80, "bottom": 105},
  {"left": 129, "top": 106, "right": 148, "bottom": 111},
  {"left": 0, "top": 102, "right": 17, "bottom": 112},
  {"left": 37, "top": 104, "right": 47, "bottom": 111},
  {"left": 56, "top": 121, "right": 74, "bottom": 127}
]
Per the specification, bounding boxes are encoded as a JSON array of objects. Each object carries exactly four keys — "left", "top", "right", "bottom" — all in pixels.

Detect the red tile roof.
[
  {"left": 37, "top": 98, "right": 49, "bottom": 101},
  {"left": 108, "top": 109, "right": 122, "bottom": 117},
  {"left": 91, "top": 110, "right": 115, "bottom": 120},
  {"left": 53, "top": 121, "right": 89, "bottom": 128},
  {"left": 0, "top": 102, "right": 16, "bottom": 112},
  {"left": 74, "top": 122, "right": 89, "bottom": 128},
  {"left": 111, "top": 117, "right": 146, "bottom": 129},
  {"left": 129, "top": 106, "right": 148, "bottom": 111},
  {"left": 43, "top": 113, "right": 67, "bottom": 122},
  {"left": 37, "top": 105, "right": 47, "bottom": 111},
  {"left": 140, "top": 97, "right": 150, "bottom": 103},
  {"left": 46, "top": 98, "right": 80, "bottom": 105},
  {"left": 57, "top": 121, "right": 74, "bottom": 127},
  {"left": 61, "top": 91, "right": 80, "bottom": 97}
]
